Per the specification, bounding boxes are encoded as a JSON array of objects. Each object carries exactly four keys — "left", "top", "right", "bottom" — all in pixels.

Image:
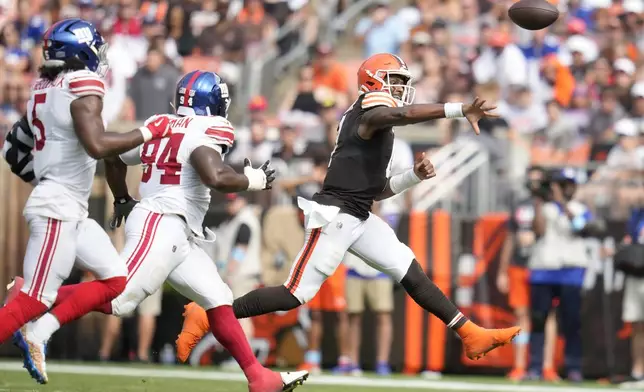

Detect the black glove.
[{"left": 110, "top": 195, "right": 138, "bottom": 229}]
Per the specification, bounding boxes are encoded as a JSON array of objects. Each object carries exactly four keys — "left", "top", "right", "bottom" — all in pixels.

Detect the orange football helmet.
[{"left": 357, "top": 53, "right": 415, "bottom": 106}]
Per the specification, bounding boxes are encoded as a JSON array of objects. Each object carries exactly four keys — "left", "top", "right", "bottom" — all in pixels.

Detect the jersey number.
[
  {"left": 141, "top": 133, "right": 185, "bottom": 184},
  {"left": 32, "top": 93, "right": 47, "bottom": 151}
]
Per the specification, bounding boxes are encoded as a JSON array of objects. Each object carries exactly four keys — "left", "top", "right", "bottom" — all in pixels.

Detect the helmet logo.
[{"left": 72, "top": 27, "right": 94, "bottom": 44}]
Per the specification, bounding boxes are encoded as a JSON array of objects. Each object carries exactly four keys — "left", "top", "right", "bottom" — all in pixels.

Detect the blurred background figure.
[
  {"left": 530, "top": 169, "right": 591, "bottom": 383},
  {"left": 344, "top": 248, "right": 394, "bottom": 376}
]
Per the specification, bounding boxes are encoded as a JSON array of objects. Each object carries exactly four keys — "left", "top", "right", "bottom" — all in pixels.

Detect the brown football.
[{"left": 508, "top": 0, "right": 559, "bottom": 31}]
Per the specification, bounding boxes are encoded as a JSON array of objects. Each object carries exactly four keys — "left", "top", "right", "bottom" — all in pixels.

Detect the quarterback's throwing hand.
[
  {"left": 244, "top": 158, "right": 276, "bottom": 191},
  {"left": 463, "top": 97, "right": 499, "bottom": 135},
  {"left": 413, "top": 152, "right": 436, "bottom": 180},
  {"left": 110, "top": 196, "right": 139, "bottom": 229},
  {"left": 139, "top": 114, "right": 173, "bottom": 142}
]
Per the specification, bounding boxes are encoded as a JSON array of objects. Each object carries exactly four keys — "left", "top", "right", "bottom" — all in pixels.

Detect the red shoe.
[
  {"left": 248, "top": 368, "right": 308, "bottom": 392},
  {"left": 3, "top": 277, "right": 24, "bottom": 305},
  {"left": 507, "top": 368, "right": 526, "bottom": 382},
  {"left": 543, "top": 368, "right": 561, "bottom": 383},
  {"left": 458, "top": 321, "right": 522, "bottom": 360}
]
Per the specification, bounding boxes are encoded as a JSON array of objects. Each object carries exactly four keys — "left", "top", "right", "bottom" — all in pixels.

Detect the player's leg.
[
  {"left": 507, "top": 266, "right": 530, "bottom": 380},
  {"left": 1, "top": 217, "right": 78, "bottom": 383},
  {"left": 542, "top": 309, "right": 560, "bottom": 382},
  {"left": 366, "top": 278, "right": 394, "bottom": 375},
  {"left": 26, "top": 218, "right": 128, "bottom": 345},
  {"left": 168, "top": 246, "right": 308, "bottom": 392},
  {"left": 179, "top": 213, "right": 361, "bottom": 363},
  {"left": 318, "top": 265, "right": 352, "bottom": 374},
  {"left": 527, "top": 283, "right": 555, "bottom": 377},
  {"left": 557, "top": 284, "right": 583, "bottom": 381},
  {"left": 345, "top": 275, "right": 365, "bottom": 372},
  {"left": 350, "top": 213, "right": 521, "bottom": 360},
  {"left": 136, "top": 288, "right": 163, "bottom": 362},
  {"left": 298, "top": 291, "right": 324, "bottom": 373},
  {"left": 98, "top": 315, "right": 123, "bottom": 361},
  {"left": 232, "top": 213, "right": 361, "bottom": 319}
]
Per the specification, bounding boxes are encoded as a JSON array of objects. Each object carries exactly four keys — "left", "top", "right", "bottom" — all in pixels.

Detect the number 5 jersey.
[
  {"left": 119, "top": 114, "right": 235, "bottom": 237},
  {"left": 24, "top": 70, "right": 107, "bottom": 221}
]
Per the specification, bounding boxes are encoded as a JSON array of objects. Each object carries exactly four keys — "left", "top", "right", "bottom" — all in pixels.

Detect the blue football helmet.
[
  {"left": 175, "top": 71, "right": 231, "bottom": 118},
  {"left": 42, "top": 18, "right": 107, "bottom": 75}
]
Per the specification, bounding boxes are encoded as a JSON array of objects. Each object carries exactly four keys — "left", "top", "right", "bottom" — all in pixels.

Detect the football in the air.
[{"left": 508, "top": 0, "right": 559, "bottom": 31}]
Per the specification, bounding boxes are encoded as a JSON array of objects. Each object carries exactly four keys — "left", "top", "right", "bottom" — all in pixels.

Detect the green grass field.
[{"left": 0, "top": 361, "right": 628, "bottom": 392}]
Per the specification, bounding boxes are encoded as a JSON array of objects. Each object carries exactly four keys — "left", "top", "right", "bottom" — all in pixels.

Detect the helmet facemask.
[
  {"left": 94, "top": 42, "right": 110, "bottom": 78},
  {"left": 379, "top": 70, "right": 415, "bottom": 106}
]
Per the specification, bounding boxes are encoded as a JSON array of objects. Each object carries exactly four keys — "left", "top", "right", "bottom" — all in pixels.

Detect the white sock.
[{"left": 28, "top": 313, "right": 60, "bottom": 343}]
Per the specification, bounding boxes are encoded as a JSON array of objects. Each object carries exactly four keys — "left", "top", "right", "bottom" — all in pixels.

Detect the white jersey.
[
  {"left": 120, "top": 114, "right": 235, "bottom": 236},
  {"left": 23, "top": 70, "right": 107, "bottom": 221}
]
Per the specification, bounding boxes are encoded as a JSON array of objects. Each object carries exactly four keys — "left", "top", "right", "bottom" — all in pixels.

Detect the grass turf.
[{"left": 0, "top": 362, "right": 624, "bottom": 392}]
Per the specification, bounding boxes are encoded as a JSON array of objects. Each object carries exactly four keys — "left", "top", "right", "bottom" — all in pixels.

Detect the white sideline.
[{"left": 0, "top": 362, "right": 621, "bottom": 391}]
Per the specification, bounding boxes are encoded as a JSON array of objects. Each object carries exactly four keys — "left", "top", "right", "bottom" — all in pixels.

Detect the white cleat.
[
  {"left": 280, "top": 370, "right": 309, "bottom": 391},
  {"left": 13, "top": 324, "right": 48, "bottom": 384}
]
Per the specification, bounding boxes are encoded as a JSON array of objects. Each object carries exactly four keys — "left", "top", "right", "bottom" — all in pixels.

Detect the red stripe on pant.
[
  {"left": 29, "top": 219, "right": 61, "bottom": 301},
  {"left": 126, "top": 213, "right": 162, "bottom": 283}
]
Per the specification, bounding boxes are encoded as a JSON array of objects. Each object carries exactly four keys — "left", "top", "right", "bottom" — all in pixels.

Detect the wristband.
[
  {"left": 139, "top": 126, "right": 153, "bottom": 142},
  {"left": 444, "top": 102, "right": 464, "bottom": 119},
  {"left": 389, "top": 168, "right": 422, "bottom": 194},
  {"left": 244, "top": 168, "right": 266, "bottom": 191}
]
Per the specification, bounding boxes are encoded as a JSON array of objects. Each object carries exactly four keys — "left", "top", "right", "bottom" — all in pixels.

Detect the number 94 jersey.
[{"left": 120, "top": 114, "right": 235, "bottom": 237}]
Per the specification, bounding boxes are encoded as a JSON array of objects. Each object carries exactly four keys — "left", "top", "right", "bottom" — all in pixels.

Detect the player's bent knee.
[{"left": 111, "top": 298, "right": 137, "bottom": 317}]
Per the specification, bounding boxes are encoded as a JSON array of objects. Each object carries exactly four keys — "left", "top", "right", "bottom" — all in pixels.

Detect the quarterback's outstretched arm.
[
  {"left": 359, "top": 97, "right": 499, "bottom": 137},
  {"left": 71, "top": 96, "right": 170, "bottom": 160},
  {"left": 191, "top": 146, "right": 275, "bottom": 193}
]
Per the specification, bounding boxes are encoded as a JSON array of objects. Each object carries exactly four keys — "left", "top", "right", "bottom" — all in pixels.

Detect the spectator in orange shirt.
[{"left": 311, "top": 43, "right": 349, "bottom": 108}]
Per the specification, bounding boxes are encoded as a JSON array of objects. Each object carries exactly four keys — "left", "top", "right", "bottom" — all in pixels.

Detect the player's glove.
[
  {"left": 139, "top": 114, "right": 173, "bottom": 142},
  {"left": 110, "top": 195, "right": 139, "bottom": 229},
  {"left": 243, "top": 158, "right": 276, "bottom": 191}
]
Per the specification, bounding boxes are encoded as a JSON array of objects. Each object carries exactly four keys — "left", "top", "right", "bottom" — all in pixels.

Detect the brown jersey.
[{"left": 313, "top": 92, "right": 397, "bottom": 220}]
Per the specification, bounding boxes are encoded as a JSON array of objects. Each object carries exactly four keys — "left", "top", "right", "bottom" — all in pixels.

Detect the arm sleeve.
[
  {"left": 234, "top": 224, "right": 252, "bottom": 245},
  {"left": 119, "top": 146, "right": 143, "bottom": 166},
  {"left": 66, "top": 70, "right": 106, "bottom": 99}
]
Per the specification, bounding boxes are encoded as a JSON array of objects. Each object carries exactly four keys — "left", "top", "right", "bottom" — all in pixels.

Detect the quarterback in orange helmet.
[{"left": 177, "top": 52, "right": 521, "bottom": 366}]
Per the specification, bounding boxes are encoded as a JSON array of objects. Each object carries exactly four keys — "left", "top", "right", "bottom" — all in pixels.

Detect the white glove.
[{"left": 243, "top": 158, "right": 276, "bottom": 191}]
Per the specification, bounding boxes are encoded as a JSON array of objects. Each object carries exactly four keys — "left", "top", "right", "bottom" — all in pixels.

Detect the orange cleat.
[
  {"left": 507, "top": 368, "right": 526, "bottom": 382},
  {"left": 175, "top": 302, "right": 210, "bottom": 363},
  {"left": 543, "top": 368, "right": 561, "bottom": 383},
  {"left": 458, "top": 321, "right": 521, "bottom": 360}
]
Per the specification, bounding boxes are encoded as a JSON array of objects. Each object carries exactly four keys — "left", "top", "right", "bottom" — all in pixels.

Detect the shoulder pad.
[
  {"left": 203, "top": 116, "right": 235, "bottom": 147},
  {"left": 361, "top": 91, "right": 399, "bottom": 110},
  {"left": 65, "top": 70, "right": 106, "bottom": 98}
]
